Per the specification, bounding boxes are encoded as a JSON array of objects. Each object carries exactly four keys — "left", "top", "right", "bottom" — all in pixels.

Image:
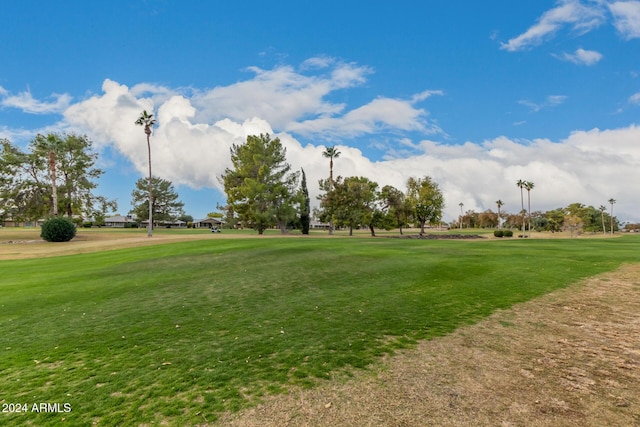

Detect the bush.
[
  {"left": 493, "top": 230, "right": 504, "bottom": 238},
  {"left": 40, "top": 217, "right": 77, "bottom": 242},
  {"left": 502, "top": 230, "right": 513, "bottom": 237},
  {"left": 83, "top": 222, "right": 93, "bottom": 228}
]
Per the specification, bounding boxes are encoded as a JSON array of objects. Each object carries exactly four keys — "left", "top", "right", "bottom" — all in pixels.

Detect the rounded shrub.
[
  {"left": 493, "top": 230, "right": 504, "bottom": 238},
  {"left": 503, "top": 229, "right": 513, "bottom": 237},
  {"left": 40, "top": 217, "right": 77, "bottom": 242}
]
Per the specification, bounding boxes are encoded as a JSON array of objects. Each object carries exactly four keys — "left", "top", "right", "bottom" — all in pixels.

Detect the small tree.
[{"left": 406, "top": 176, "right": 445, "bottom": 235}]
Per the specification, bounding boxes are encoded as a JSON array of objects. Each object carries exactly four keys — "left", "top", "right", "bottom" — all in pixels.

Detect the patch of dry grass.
[{"left": 218, "top": 264, "right": 640, "bottom": 427}]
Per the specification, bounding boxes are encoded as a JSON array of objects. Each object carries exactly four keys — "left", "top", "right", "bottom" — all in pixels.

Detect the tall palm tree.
[
  {"left": 459, "top": 202, "right": 464, "bottom": 230},
  {"left": 496, "top": 200, "right": 504, "bottom": 229},
  {"left": 608, "top": 198, "right": 616, "bottom": 236},
  {"left": 516, "top": 179, "right": 525, "bottom": 238},
  {"left": 599, "top": 205, "right": 607, "bottom": 235},
  {"left": 322, "top": 145, "right": 341, "bottom": 235},
  {"left": 135, "top": 110, "right": 156, "bottom": 237},
  {"left": 525, "top": 181, "right": 534, "bottom": 237}
]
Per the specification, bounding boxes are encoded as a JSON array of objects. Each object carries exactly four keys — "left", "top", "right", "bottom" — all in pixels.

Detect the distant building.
[
  {"left": 104, "top": 215, "right": 136, "bottom": 228},
  {"left": 193, "top": 217, "right": 224, "bottom": 228}
]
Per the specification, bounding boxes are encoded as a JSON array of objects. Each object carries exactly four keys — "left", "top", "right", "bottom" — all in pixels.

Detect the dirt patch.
[
  {"left": 218, "top": 264, "right": 640, "bottom": 427},
  {"left": 0, "top": 229, "right": 219, "bottom": 260}
]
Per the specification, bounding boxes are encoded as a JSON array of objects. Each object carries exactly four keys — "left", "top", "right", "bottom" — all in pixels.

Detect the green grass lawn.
[{"left": 1, "top": 235, "right": 639, "bottom": 425}]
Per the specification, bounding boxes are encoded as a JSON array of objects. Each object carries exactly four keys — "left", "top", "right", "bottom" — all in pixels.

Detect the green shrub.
[
  {"left": 493, "top": 230, "right": 504, "bottom": 238},
  {"left": 40, "top": 217, "right": 77, "bottom": 242},
  {"left": 83, "top": 222, "right": 93, "bottom": 228},
  {"left": 503, "top": 230, "right": 513, "bottom": 237}
]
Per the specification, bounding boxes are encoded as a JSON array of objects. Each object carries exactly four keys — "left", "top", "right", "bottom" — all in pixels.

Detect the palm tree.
[
  {"left": 459, "top": 202, "right": 464, "bottom": 230},
  {"left": 135, "top": 110, "right": 156, "bottom": 237},
  {"left": 516, "top": 179, "right": 525, "bottom": 237},
  {"left": 525, "top": 181, "right": 534, "bottom": 237},
  {"left": 599, "top": 205, "right": 607, "bottom": 235},
  {"left": 496, "top": 200, "right": 504, "bottom": 229},
  {"left": 608, "top": 198, "right": 616, "bottom": 236},
  {"left": 322, "top": 145, "right": 341, "bottom": 235}
]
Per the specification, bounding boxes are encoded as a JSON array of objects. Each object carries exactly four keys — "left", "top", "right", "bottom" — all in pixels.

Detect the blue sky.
[{"left": 1, "top": 0, "right": 639, "bottom": 222}]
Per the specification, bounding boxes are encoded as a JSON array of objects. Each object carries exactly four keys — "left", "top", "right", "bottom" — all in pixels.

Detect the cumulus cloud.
[
  {"left": 1, "top": 89, "right": 72, "bottom": 114},
  {"left": 554, "top": 48, "right": 603, "bottom": 65},
  {"left": 609, "top": 0, "right": 640, "bottom": 39},
  {"left": 501, "top": 0, "right": 606, "bottom": 52},
  {"left": 8, "top": 57, "right": 637, "bottom": 223},
  {"left": 630, "top": 92, "right": 640, "bottom": 104}
]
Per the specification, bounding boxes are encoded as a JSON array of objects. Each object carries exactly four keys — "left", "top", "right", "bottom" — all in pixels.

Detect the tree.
[
  {"left": 406, "top": 176, "right": 445, "bottom": 235},
  {"left": 525, "top": 181, "right": 534, "bottom": 237},
  {"left": 0, "top": 134, "right": 115, "bottom": 222},
  {"left": 458, "top": 202, "right": 464, "bottom": 230},
  {"left": 299, "top": 168, "right": 311, "bottom": 235},
  {"left": 380, "top": 185, "right": 411, "bottom": 235},
  {"left": 563, "top": 214, "right": 583, "bottom": 238},
  {"left": 130, "top": 177, "right": 184, "bottom": 224},
  {"left": 608, "top": 198, "right": 616, "bottom": 235},
  {"left": 322, "top": 145, "right": 341, "bottom": 235},
  {"left": 599, "top": 205, "right": 607, "bottom": 235},
  {"left": 135, "top": 110, "right": 156, "bottom": 237},
  {"left": 221, "top": 134, "right": 299, "bottom": 235},
  {"left": 496, "top": 200, "right": 504, "bottom": 229},
  {"left": 322, "top": 176, "right": 378, "bottom": 236},
  {"left": 39, "top": 134, "right": 62, "bottom": 217},
  {"left": 516, "top": 179, "right": 526, "bottom": 238}
]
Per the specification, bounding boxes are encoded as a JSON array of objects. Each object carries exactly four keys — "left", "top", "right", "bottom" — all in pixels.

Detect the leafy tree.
[
  {"left": 406, "top": 176, "right": 444, "bottom": 234},
  {"left": 0, "top": 134, "right": 115, "bottom": 222},
  {"left": 328, "top": 176, "right": 378, "bottom": 236},
  {"left": 130, "top": 177, "right": 185, "bottom": 225},
  {"left": 299, "top": 168, "right": 311, "bottom": 235},
  {"left": 563, "top": 214, "right": 583, "bottom": 238},
  {"left": 221, "top": 134, "right": 299, "bottom": 235},
  {"left": 135, "top": 110, "right": 156, "bottom": 237},
  {"left": 380, "top": 185, "right": 411, "bottom": 235},
  {"left": 478, "top": 210, "right": 498, "bottom": 228}
]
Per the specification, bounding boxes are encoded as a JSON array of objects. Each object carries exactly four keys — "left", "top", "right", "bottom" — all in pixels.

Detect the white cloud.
[
  {"left": 630, "top": 92, "right": 640, "bottom": 104},
  {"left": 518, "top": 95, "right": 568, "bottom": 112},
  {"left": 287, "top": 96, "right": 441, "bottom": 139},
  {"left": 18, "top": 57, "right": 640, "bottom": 223},
  {"left": 501, "top": 0, "right": 606, "bottom": 52},
  {"left": 189, "top": 62, "right": 372, "bottom": 129},
  {"left": 554, "top": 48, "right": 603, "bottom": 65},
  {"left": 1, "top": 89, "right": 72, "bottom": 114},
  {"left": 609, "top": 1, "right": 640, "bottom": 39}
]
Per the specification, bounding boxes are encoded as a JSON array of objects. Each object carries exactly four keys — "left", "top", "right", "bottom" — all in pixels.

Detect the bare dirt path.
[{"left": 219, "top": 264, "right": 640, "bottom": 427}]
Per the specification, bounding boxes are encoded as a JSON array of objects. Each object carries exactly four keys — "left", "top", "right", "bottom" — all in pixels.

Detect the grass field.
[{"left": 1, "top": 230, "right": 639, "bottom": 425}]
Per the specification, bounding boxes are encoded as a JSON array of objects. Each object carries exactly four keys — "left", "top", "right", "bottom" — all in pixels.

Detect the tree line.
[{"left": 220, "top": 133, "right": 445, "bottom": 235}]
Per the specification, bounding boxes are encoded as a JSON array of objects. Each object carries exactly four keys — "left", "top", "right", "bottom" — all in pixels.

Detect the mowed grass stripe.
[{"left": 1, "top": 236, "right": 638, "bottom": 425}]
